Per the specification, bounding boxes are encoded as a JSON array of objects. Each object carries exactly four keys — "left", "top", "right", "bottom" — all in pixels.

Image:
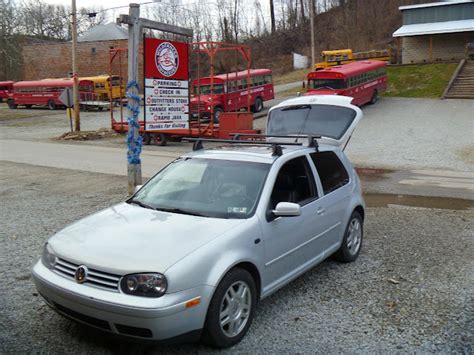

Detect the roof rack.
[
  {"left": 181, "top": 137, "right": 302, "bottom": 156},
  {"left": 231, "top": 133, "right": 320, "bottom": 152}
]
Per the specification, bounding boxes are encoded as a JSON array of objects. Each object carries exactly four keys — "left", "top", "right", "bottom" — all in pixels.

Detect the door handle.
[{"left": 316, "top": 207, "right": 325, "bottom": 215}]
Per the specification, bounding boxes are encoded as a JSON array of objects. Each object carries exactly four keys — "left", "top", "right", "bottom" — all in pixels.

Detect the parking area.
[
  {"left": 1, "top": 96, "right": 473, "bottom": 172},
  {"left": 0, "top": 161, "right": 472, "bottom": 353}
]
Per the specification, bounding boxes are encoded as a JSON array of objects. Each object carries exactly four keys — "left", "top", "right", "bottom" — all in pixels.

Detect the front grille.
[
  {"left": 190, "top": 103, "right": 208, "bottom": 113},
  {"left": 53, "top": 257, "right": 121, "bottom": 292},
  {"left": 115, "top": 323, "right": 153, "bottom": 338},
  {"left": 54, "top": 302, "right": 111, "bottom": 331}
]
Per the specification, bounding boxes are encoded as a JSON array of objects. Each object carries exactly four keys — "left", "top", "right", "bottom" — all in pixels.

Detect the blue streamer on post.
[{"left": 126, "top": 80, "right": 142, "bottom": 165}]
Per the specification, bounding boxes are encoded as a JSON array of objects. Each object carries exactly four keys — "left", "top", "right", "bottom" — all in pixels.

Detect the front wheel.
[
  {"left": 47, "top": 100, "right": 56, "bottom": 110},
  {"left": 202, "top": 268, "right": 257, "bottom": 348},
  {"left": 213, "top": 107, "right": 224, "bottom": 124},
  {"left": 333, "top": 211, "right": 363, "bottom": 263}
]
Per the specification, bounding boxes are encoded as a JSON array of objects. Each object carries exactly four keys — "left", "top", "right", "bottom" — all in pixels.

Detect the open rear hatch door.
[{"left": 266, "top": 96, "right": 362, "bottom": 149}]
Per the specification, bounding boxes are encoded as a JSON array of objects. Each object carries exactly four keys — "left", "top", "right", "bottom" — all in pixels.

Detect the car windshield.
[
  {"left": 267, "top": 104, "right": 356, "bottom": 139},
  {"left": 130, "top": 158, "right": 270, "bottom": 219},
  {"left": 194, "top": 84, "right": 225, "bottom": 95},
  {"left": 308, "top": 79, "right": 346, "bottom": 90}
]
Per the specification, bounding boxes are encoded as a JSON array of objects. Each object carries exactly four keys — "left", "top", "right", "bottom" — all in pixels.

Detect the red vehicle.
[
  {"left": 305, "top": 60, "right": 387, "bottom": 106},
  {"left": 190, "top": 69, "right": 274, "bottom": 122},
  {"left": 7, "top": 79, "right": 95, "bottom": 110},
  {"left": 0, "top": 81, "right": 14, "bottom": 103}
]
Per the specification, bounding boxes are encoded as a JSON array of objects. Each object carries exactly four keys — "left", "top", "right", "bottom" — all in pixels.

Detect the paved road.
[
  {"left": 274, "top": 80, "right": 302, "bottom": 93},
  {"left": 1, "top": 97, "right": 473, "bottom": 198}
]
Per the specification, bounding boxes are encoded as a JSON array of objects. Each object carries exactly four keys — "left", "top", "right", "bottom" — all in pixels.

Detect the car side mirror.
[
  {"left": 272, "top": 202, "right": 301, "bottom": 217},
  {"left": 134, "top": 185, "right": 143, "bottom": 194}
]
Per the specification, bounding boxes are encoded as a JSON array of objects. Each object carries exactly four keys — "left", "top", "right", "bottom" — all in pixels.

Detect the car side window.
[
  {"left": 269, "top": 156, "right": 317, "bottom": 210},
  {"left": 310, "top": 151, "right": 349, "bottom": 195}
]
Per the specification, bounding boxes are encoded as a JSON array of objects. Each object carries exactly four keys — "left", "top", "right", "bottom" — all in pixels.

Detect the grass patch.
[
  {"left": 273, "top": 68, "right": 310, "bottom": 86},
  {"left": 276, "top": 87, "right": 300, "bottom": 98},
  {"left": 384, "top": 63, "right": 458, "bottom": 98}
]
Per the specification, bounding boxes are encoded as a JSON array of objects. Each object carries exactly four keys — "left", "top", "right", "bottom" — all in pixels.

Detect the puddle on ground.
[{"left": 364, "top": 193, "right": 474, "bottom": 211}]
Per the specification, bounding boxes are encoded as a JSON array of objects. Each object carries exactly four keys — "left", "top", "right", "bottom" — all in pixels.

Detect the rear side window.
[{"left": 310, "top": 152, "right": 349, "bottom": 195}]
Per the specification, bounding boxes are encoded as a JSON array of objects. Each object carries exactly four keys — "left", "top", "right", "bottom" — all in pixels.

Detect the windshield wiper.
[
  {"left": 127, "top": 199, "right": 155, "bottom": 210},
  {"left": 155, "top": 207, "right": 209, "bottom": 217},
  {"left": 314, "top": 86, "right": 336, "bottom": 91},
  {"left": 281, "top": 104, "right": 311, "bottom": 111}
]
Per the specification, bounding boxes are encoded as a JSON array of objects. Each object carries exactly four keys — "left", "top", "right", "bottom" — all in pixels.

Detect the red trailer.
[
  {"left": 111, "top": 42, "right": 262, "bottom": 146},
  {"left": 7, "top": 79, "right": 95, "bottom": 109},
  {"left": 0, "top": 81, "right": 14, "bottom": 103}
]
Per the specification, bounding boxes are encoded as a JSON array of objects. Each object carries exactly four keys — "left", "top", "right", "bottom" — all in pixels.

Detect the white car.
[{"left": 33, "top": 95, "right": 364, "bottom": 348}]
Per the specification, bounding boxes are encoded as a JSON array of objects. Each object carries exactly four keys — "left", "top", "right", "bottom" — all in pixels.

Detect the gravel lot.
[{"left": 1, "top": 161, "right": 472, "bottom": 353}]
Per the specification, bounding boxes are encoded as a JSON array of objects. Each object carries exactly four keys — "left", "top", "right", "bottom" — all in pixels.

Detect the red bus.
[
  {"left": 0, "top": 81, "right": 14, "bottom": 103},
  {"left": 305, "top": 60, "right": 387, "bottom": 106},
  {"left": 190, "top": 69, "right": 274, "bottom": 122},
  {"left": 7, "top": 79, "right": 95, "bottom": 109}
]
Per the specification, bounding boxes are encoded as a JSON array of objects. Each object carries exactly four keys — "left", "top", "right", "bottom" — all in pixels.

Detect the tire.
[
  {"left": 251, "top": 97, "right": 263, "bottom": 113},
  {"left": 202, "top": 268, "right": 257, "bottom": 348},
  {"left": 47, "top": 100, "right": 56, "bottom": 110},
  {"left": 0, "top": 97, "right": 3, "bottom": 103},
  {"left": 369, "top": 90, "right": 378, "bottom": 105},
  {"left": 154, "top": 133, "right": 168, "bottom": 146},
  {"left": 25, "top": 104, "right": 32, "bottom": 109},
  {"left": 142, "top": 132, "right": 151, "bottom": 145},
  {"left": 333, "top": 211, "right": 363, "bottom": 263},
  {"left": 7, "top": 99, "right": 17, "bottom": 109},
  {"left": 213, "top": 107, "right": 224, "bottom": 124}
]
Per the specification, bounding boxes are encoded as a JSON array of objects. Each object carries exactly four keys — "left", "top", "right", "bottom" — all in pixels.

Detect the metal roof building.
[
  {"left": 393, "top": 0, "right": 474, "bottom": 64},
  {"left": 78, "top": 23, "right": 128, "bottom": 43}
]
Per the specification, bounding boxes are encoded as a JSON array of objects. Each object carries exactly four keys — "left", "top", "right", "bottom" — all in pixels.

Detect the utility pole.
[
  {"left": 71, "top": 0, "right": 80, "bottom": 131},
  {"left": 118, "top": 4, "right": 192, "bottom": 195},
  {"left": 127, "top": 3, "right": 142, "bottom": 195},
  {"left": 310, "top": 0, "right": 316, "bottom": 68}
]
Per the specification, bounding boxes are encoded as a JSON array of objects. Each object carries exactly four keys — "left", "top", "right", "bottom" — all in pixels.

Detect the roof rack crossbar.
[
  {"left": 230, "top": 133, "right": 322, "bottom": 139},
  {"left": 182, "top": 137, "right": 301, "bottom": 155}
]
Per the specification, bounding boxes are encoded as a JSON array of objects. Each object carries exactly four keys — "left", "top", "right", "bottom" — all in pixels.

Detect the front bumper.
[{"left": 32, "top": 261, "right": 214, "bottom": 341}]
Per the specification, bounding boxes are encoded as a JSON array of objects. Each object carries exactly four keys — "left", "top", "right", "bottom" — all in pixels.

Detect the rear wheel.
[
  {"left": 7, "top": 99, "right": 17, "bottom": 109},
  {"left": 154, "top": 133, "right": 168, "bottom": 146},
  {"left": 25, "top": 104, "right": 32, "bottom": 109},
  {"left": 47, "top": 100, "right": 56, "bottom": 110},
  {"left": 369, "top": 90, "right": 378, "bottom": 105},
  {"left": 334, "top": 211, "right": 363, "bottom": 263},
  {"left": 252, "top": 97, "right": 263, "bottom": 113},
  {"left": 202, "top": 268, "right": 256, "bottom": 348}
]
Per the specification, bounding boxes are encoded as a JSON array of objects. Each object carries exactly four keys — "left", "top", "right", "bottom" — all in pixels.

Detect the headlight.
[
  {"left": 120, "top": 273, "right": 167, "bottom": 298},
  {"left": 41, "top": 243, "right": 56, "bottom": 269}
]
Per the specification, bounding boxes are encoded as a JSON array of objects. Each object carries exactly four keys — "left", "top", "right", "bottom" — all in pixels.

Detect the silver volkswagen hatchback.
[{"left": 32, "top": 95, "right": 365, "bottom": 348}]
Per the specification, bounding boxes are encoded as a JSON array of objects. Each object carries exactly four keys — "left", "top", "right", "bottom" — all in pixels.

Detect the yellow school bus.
[
  {"left": 314, "top": 49, "right": 390, "bottom": 70},
  {"left": 79, "top": 75, "right": 124, "bottom": 101}
]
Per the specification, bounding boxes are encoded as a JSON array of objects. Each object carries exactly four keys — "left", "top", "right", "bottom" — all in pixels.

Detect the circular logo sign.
[
  {"left": 155, "top": 42, "right": 179, "bottom": 77},
  {"left": 75, "top": 265, "right": 88, "bottom": 283}
]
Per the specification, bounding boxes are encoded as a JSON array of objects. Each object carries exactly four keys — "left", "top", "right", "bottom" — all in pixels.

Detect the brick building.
[
  {"left": 393, "top": 0, "right": 474, "bottom": 64},
  {"left": 21, "top": 23, "right": 144, "bottom": 83}
]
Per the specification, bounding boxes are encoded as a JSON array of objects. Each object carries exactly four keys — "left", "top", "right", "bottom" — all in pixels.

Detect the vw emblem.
[{"left": 75, "top": 265, "right": 88, "bottom": 283}]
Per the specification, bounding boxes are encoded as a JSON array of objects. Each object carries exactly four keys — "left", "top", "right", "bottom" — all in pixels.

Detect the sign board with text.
[{"left": 143, "top": 38, "right": 189, "bottom": 131}]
